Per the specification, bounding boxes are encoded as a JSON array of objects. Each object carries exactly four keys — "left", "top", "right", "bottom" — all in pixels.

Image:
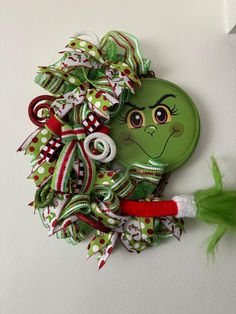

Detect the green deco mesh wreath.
[{"left": 19, "top": 30, "right": 236, "bottom": 269}]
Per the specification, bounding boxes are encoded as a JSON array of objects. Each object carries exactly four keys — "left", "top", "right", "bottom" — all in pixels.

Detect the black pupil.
[
  {"left": 155, "top": 108, "right": 167, "bottom": 123},
  {"left": 130, "top": 111, "right": 143, "bottom": 128}
]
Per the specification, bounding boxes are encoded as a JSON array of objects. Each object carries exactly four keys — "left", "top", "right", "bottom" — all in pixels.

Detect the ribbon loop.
[
  {"left": 35, "top": 31, "right": 148, "bottom": 122},
  {"left": 51, "top": 123, "right": 95, "bottom": 193},
  {"left": 61, "top": 124, "right": 86, "bottom": 142}
]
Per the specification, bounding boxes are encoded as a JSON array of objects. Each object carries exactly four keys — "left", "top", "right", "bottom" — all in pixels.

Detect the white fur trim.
[{"left": 172, "top": 194, "right": 197, "bottom": 218}]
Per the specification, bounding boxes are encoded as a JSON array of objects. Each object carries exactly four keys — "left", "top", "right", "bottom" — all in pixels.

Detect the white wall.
[{"left": 1, "top": 0, "right": 236, "bottom": 313}]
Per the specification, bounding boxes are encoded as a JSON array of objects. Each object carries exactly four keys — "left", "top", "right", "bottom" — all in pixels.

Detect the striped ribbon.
[
  {"left": 129, "top": 161, "right": 166, "bottom": 184},
  {"left": 100, "top": 30, "right": 151, "bottom": 76},
  {"left": 35, "top": 31, "right": 149, "bottom": 120},
  {"left": 93, "top": 185, "right": 120, "bottom": 213},
  {"left": 110, "top": 171, "right": 134, "bottom": 198},
  {"left": 51, "top": 124, "right": 95, "bottom": 193}
]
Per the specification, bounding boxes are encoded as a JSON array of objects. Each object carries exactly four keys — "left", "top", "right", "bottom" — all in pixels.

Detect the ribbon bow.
[
  {"left": 35, "top": 31, "right": 150, "bottom": 121},
  {"left": 51, "top": 124, "right": 95, "bottom": 193}
]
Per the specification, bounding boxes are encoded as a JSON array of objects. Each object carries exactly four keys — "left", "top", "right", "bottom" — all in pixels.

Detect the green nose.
[{"left": 144, "top": 125, "right": 157, "bottom": 137}]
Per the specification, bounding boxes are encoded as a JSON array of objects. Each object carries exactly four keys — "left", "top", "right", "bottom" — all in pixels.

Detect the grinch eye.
[
  {"left": 153, "top": 105, "right": 172, "bottom": 124},
  {"left": 127, "top": 110, "right": 145, "bottom": 128}
]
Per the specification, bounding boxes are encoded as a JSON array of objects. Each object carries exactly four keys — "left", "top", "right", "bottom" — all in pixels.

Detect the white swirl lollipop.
[{"left": 83, "top": 132, "right": 117, "bottom": 163}]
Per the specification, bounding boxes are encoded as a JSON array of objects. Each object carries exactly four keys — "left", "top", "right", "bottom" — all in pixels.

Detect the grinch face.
[{"left": 110, "top": 78, "right": 200, "bottom": 172}]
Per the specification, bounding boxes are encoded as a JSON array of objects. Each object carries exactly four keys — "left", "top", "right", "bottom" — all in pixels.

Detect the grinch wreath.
[{"left": 18, "top": 30, "right": 236, "bottom": 269}]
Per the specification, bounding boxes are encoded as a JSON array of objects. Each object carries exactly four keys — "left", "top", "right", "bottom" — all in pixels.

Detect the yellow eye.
[
  {"left": 127, "top": 110, "right": 145, "bottom": 129},
  {"left": 152, "top": 105, "right": 172, "bottom": 124}
]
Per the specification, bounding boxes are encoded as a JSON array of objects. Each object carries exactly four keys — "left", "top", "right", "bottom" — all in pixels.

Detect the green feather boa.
[{"left": 194, "top": 158, "right": 236, "bottom": 254}]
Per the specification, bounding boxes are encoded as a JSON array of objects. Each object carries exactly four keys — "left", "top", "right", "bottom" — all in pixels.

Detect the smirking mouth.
[{"left": 125, "top": 129, "right": 178, "bottom": 159}]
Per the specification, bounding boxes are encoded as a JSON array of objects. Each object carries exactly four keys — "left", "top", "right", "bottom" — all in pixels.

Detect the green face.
[{"left": 110, "top": 78, "right": 200, "bottom": 172}]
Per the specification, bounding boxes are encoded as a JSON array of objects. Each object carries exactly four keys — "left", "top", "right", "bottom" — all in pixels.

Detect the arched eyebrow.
[
  {"left": 149, "top": 94, "right": 176, "bottom": 109},
  {"left": 125, "top": 102, "right": 145, "bottom": 110}
]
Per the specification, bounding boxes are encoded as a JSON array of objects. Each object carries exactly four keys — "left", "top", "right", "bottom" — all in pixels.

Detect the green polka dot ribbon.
[
  {"left": 35, "top": 30, "right": 150, "bottom": 120},
  {"left": 18, "top": 30, "right": 186, "bottom": 270},
  {"left": 87, "top": 231, "right": 118, "bottom": 269},
  {"left": 24, "top": 128, "right": 57, "bottom": 187},
  {"left": 87, "top": 217, "right": 155, "bottom": 269},
  {"left": 87, "top": 215, "right": 184, "bottom": 269}
]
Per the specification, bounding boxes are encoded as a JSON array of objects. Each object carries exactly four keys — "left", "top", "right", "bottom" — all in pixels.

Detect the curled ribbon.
[
  {"left": 51, "top": 124, "right": 95, "bottom": 193},
  {"left": 83, "top": 132, "right": 116, "bottom": 163},
  {"left": 35, "top": 31, "right": 149, "bottom": 121},
  {"left": 19, "top": 30, "right": 187, "bottom": 271}
]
